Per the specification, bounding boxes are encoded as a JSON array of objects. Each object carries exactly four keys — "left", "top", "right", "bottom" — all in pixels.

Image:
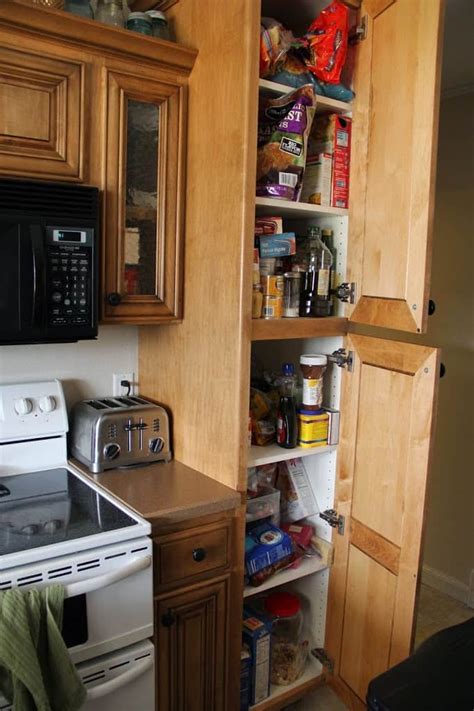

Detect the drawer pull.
[
  {"left": 161, "top": 611, "right": 176, "bottom": 628},
  {"left": 192, "top": 548, "right": 207, "bottom": 563}
]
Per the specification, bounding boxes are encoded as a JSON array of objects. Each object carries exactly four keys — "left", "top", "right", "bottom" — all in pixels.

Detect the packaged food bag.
[
  {"left": 304, "top": 0, "right": 349, "bottom": 84},
  {"left": 256, "top": 85, "right": 316, "bottom": 201}
]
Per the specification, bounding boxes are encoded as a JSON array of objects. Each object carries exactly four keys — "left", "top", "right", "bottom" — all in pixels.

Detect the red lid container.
[{"left": 265, "top": 591, "right": 301, "bottom": 618}]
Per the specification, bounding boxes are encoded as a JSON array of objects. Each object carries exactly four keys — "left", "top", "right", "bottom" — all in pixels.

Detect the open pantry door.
[
  {"left": 347, "top": 0, "right": 445, "bottom": 333},
  {"left": 324, "top": 334, "right": 439, "bottom": 706}
]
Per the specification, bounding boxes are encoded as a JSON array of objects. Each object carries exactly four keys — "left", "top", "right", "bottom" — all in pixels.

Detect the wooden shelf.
[
  {"left": 251, "top": 316, "right": 348, "bottom": 342},
  {"left": 259, "top": 78, "right": 352, "bottom": 115},
  {"left": 244, "top": 555, "right": 328, "bottom": 598},
  {"left": 251, "top": 656, "right": 324, "bottom": 711},
  {"left": 255, "top": 197, "right": 348, "bottom": 218},
  {"left": 248, "top": 443, "right": 336, "bottom": 467}
]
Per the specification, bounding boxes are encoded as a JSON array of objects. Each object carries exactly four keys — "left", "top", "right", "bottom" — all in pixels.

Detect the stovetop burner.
[{"left": 0, "top": 468, "right": 138, "bottom": 557}]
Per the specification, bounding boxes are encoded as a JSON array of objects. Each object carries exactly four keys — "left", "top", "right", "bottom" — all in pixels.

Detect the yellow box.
[{"left": 297, "top": 409, "right": 329, "bottom": 448}]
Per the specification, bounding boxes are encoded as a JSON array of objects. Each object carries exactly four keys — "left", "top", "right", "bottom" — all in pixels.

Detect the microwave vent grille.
[{"left": 0, "top": 178, "right": 99, "bottom": 220}]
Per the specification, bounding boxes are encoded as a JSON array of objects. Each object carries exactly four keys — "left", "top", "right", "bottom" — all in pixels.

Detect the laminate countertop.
[{"left": 69, "top": 458, "right": 241, "bottom": 529}]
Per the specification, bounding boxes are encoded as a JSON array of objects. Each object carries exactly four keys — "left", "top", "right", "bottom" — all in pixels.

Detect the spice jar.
[
  {"left": 145, "top": 10, "right": 172, "bottom": 40},
  {"left": 300, "top": 354, "right": 327, "bottom": 410},
  {"left": 126, "top": 11, "right": 153, "bottom": 35},
  {"left": 264, "top": 591, "right": 308, "bottom": 685}
]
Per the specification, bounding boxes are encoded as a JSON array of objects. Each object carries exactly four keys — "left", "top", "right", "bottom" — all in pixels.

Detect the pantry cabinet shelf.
[
  {"left": 251, "top": 656, "right": 324, "bottom": 711},
  {"left": 251, "top": 317, "right": 348, "bottom": 342},
  {"left": 255, "top": 197, "right": 348, "bottom": 218},
  {"left": 244, "top": 555, "right": 328, "bottom": 599},
  {"left": 248, "top": 443, "right": 336, "bottom": 467},
  {"left": 259, "top": 78, "right": 352, "bottom": 115}
]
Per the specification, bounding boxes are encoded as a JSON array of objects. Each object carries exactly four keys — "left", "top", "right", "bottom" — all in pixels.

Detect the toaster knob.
[
  {"left": 104, "top": 443, "right": 121, "bottom": 460},
  {"left": 149, "top": 437, "right": 164, "bottom": 454}
]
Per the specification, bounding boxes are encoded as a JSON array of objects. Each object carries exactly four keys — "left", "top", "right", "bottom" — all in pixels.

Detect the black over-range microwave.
[{"left": 0, "top": 178, "right": 99, "bottom": 345}]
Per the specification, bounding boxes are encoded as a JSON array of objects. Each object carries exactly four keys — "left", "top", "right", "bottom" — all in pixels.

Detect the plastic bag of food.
[
  {"left": 260, "top": 17, "right": 293, "bottom": 78},
  {"left": 304, "top": 0, "right": 349, "bottom": 84},
  {"left": 257, "top": 85, "right": 316, "bottom": 201}
]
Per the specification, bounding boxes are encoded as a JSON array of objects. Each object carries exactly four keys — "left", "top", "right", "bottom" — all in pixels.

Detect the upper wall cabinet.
[
  {"left": 348, "top": 0, "right": 444, "bottom": 333},
  {"left": 0, "top": 4, "right": 197, "bottom": 324}
]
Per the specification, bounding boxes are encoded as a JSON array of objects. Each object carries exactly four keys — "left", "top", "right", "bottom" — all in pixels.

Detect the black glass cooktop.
[{"left": 0, "top": 468, "right": 138, "bottom": 556}]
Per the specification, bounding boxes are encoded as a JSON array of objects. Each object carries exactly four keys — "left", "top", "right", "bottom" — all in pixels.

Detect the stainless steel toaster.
[{"left": 70, "top": 395, "right": 172, "bottom": 473}]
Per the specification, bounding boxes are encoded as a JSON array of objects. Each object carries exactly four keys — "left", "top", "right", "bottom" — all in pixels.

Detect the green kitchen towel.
[{"left": 0, "top": 586, "right": 86, "bottom": 711}]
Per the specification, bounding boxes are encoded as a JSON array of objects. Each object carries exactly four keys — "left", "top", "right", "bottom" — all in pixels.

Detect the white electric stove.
[{"left": 0, "top": 379, "right": 155, "bottom": 710}]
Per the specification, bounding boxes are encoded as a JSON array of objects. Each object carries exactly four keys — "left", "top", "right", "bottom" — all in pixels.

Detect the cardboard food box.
[
  {"left": 300, "top": 153, "right": 332, "bottom": 206},
  {"left": 240, "top": 645, "right": 252, "bottom": 711},
  {"left": 254, "top": 216, "right": 283, "bottom": 237},
  {"left": 277, "top": 458, "right": 319, "bottom": 522},
  {"left": 310, "top": 113, "right": 352, "bottom": 209},
  {"left": 258, "top": 232, "right": 296, "bottom": 258},
  {"left": 242, "top": 611, "right": 271, "bottom": 705}
]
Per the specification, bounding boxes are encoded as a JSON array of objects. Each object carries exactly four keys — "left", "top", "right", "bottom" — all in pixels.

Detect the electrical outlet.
[{"left": 113, "top": 372, "right": 136, "bottom": 397}]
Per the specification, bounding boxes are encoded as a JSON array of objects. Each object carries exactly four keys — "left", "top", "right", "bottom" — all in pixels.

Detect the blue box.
[
  {"left": 258, "top": 232, "right": 296, "bottom": 258},
  {"left": 240, "top": 645, "right": 251, "bottom": 711},
  {"left": 245, "top": 521, "right": 293, "bottom": 577},
  {"left": 242, "top": 610, "right": 271, "bottom": 705}
]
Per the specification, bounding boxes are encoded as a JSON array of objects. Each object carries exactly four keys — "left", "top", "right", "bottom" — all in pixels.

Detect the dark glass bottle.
[
  {"left": 299, "top": 226, "right": 333, "bottom": 317},
  {"left": 320, "top": 228, "right": 335, "bottom": 317},
  {"left": 276, "top": 363, "right": 297, "bottom": 449}
]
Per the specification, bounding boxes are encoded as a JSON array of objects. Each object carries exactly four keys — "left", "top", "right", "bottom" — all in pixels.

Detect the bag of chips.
[
  {"left": 256, "top": 85, "right": 316, "bottom": 202},
  {"left": 304, "top": 0, "right": 349, "bottom": 84}
]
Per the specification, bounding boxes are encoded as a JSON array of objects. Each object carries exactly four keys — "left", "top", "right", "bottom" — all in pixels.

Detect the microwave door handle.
[
  {"left": 85, "top": 655, "right": 154, "bottom": 701},
  {"left": 30, "top": 225, "right": 46, "bottom": 328},
  {"left": 64, "top": 554, "right": 151, "bottom": 598}
]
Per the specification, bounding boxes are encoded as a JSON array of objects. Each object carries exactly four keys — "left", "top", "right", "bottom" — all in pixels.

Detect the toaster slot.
[
  {"left": 86, "top": 400, "right": 108, "bottom": 410},
  {"left": 114, "top": 397, "right": 139, "bottom": 407}
]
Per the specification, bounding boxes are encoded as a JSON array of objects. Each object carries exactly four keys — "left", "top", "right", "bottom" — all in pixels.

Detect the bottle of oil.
[
  {"left": 276, "top": 363, "right": 297, "bottom": 449},
  {"left": 299, "top": 226, "right": 333, "bottom": 317}
]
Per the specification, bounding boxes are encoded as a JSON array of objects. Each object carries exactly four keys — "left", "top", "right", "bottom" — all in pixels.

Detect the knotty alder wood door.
[
  {"left": 156, "top": 578, "right": 229, "bottom": 711},
  {"left": 325, "top": 334, "right": 439, "bottom": 706},
  {"left": 347, "top": 0, "right": 445, "bottom": 333}
]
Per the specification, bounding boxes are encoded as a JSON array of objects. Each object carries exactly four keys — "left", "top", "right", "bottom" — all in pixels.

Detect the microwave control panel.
[{"left": 46, "top": 227, "right": 95, "bottom": 328}]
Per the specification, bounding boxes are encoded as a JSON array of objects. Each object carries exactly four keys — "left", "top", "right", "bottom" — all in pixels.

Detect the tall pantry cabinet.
[{"left": 139, "top": 0, "right": 444, "bottom": 709}]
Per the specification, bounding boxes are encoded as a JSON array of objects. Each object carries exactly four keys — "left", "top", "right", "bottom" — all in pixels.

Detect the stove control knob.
[
  {"left": 21, "top": 524, "right": 39, "bottom": 536},
  {"left": 104, "top": 443, "right": 121, "bottom": 460},
  {"left": 149, "top": 437, "right": 164, "bottom": 454},
  {"left": 39, "top": 396, "right": 56, "bottom": 413},
  {"left": 14, "top": 398, "right": 33, "bottom": 415}
]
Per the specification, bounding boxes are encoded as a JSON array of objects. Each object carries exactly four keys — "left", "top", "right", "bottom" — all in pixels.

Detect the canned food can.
[
  {"left": 262, "top": 295, "right": 282, "bottom": 319},
  {"left": 260, "top": 274, "right": 284, "bottom": 296}
]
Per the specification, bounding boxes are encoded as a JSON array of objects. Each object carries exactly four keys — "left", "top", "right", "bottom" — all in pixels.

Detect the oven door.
[
  {"left": 0, "top": 639, "right": 155, "bottom": 711},
  {"left": 0, "top": 537, "right": 153, "bottom": 665}
]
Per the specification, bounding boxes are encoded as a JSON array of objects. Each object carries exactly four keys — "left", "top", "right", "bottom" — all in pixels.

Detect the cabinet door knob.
[
  {"left": 192, "top": 548, "right": 207, "bottom": 563},
  {"left": 107, "top": 292, "right": 122, "bottom": 306},
  {"left": 428, "top": 299, "right": 436, "bottom": 315},
  {"left": 161, "top": 611, "right": 176, "bottom": 628}
]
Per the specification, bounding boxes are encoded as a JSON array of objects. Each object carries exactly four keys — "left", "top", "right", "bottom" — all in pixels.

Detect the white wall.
[{"left": 0, "top": 326, "right": 138, "bottom": 409}]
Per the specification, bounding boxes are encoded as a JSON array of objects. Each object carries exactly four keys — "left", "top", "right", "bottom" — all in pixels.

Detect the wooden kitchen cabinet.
[
  {"left": 0, "top": 5, "right": 196, "bottom": 324},
  {"left": 139, "top": 0, "right": 445, "bottom": 709}
]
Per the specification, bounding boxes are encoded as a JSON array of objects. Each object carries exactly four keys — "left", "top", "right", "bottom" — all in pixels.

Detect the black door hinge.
[{"left": 319, "top": 509, "right": 345, "bottom": 535}]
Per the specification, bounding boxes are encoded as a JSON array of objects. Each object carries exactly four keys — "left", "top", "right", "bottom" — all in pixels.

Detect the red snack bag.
[{"left": 304, "top": 0, "right": 349, "bottom": 84}]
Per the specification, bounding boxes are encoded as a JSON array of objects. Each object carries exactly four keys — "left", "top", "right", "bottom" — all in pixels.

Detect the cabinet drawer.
[{"left": 154, "top": 522, "right": 230, "bottom": 588}]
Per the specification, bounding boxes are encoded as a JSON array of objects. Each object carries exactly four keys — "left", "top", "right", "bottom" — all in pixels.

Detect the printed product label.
[
  {"left": 302, "top": 377, "right": 323, "bottom": 407},
  {"left": 336, "top": 129, "right": 349, "bottom": 147},
  {"left": 279, "top": 171, "right": 298, "bottom": 188},
  {"left": 317, "top": 269, "right": 330, "bottom": 296},
  {"left": 279, "top": 137, "right": 303, "bottom": 156}
]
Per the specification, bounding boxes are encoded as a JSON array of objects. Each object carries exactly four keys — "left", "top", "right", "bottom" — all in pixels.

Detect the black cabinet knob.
[
  {"left": 161, "top": 611, "right": 176, "bottom": 628},
  {"left": 107, "top": 292, "right": 122, "bottom": 306},
  {"left": 440, "top": 362, "right": 446, "bottom": 379},
  {"left": 428, "top": 299, "right": 436, "bottom": 316},
  {"left": 192, "top": 548, "right": 207, "bottom": 563}
]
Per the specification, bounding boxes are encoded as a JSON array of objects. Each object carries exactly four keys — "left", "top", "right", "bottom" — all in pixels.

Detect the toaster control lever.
[{"left": 149, "top": 437, "right": 165, "bottom": 454}]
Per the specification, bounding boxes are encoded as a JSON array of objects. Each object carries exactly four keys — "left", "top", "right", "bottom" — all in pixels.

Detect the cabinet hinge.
[
  {"left": 334, "top": 281, "right": 356, "bottom": 304},
  {"left": 312, "top": 647, "right": 335, "bottom": 674},
  {"left": 319, "top": 509, "right": 345, "bottom": 535},
  {"left": 349, "top": 15, "right": 368, "bottom": 44},
  {"left": 327, "top": 348, "right": 354, "bottom": 373}
]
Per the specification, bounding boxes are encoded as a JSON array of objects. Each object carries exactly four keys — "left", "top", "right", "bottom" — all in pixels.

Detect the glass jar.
[
  {"left": 126, "top": 11, "right": 153, "bottom": 35},
  {"left": 145, "top": 10, "right": 171, "bottom": 40},
  {"left": 282, "top": 271, "right": 302, "bottom": 318},
  {"left": 264, "top": 591, "right": 308, "bottom": 685},
  {"left": 94, "top": 0, "right": 125, "bottom": 27},
  {"left": 300, "top": 354, "right": 327, "bottom": 410},
  {"left": 65, "top": 0, "right": 93, "bottom": 17}
]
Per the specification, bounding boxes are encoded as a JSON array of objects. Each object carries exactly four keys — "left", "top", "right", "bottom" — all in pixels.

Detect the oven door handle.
[
  {"left": 64, "top": 555, "right": 151, "bottom": 598},
  {"left": 85, "top": 655, "right": 154, "bottom": 701}
]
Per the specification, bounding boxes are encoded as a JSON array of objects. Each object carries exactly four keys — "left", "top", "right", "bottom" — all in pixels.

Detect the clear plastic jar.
[
  {"left": 264, "top": 591, "right": 308, "bottom": 685},
  {"left": 300, "top": 354, "right": 327, "bottom": 410}
]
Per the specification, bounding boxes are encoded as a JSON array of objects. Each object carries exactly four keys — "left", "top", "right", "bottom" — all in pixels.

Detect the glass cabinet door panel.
[{"left": 124, "top": 100, "right": 159, "bottom": 297}]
